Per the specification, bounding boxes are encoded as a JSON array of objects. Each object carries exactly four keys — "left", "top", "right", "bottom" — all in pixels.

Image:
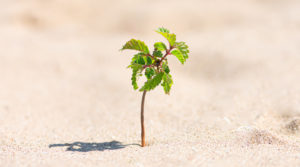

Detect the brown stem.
[
  {"left": 145, "top": 54, "right": 155, "bottom": 59},
  {"left": 158, "top": 46, "right": 174, "bottom": 70},
  {"left": 142, "top": 64, "right": 154, "bottom": 70},
  {"left": 141, "top": 90, "right": 147, "bottom": 147}
]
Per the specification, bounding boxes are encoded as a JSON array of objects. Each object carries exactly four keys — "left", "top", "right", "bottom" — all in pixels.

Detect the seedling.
[{"left": 121, "top": 27, "right": 189, "bottom": 147}]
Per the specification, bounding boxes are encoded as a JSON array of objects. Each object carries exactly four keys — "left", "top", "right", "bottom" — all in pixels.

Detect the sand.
[{"left": 1, "top": 0, "right": 300, "bottom": 166}]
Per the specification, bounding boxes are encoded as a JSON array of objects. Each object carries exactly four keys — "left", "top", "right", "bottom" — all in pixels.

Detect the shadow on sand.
[{"left": 49, "top": 140, "right": 136, "bottom": 152}]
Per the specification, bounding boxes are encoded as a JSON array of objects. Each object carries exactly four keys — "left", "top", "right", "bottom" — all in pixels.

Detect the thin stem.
[
  {"left": 141, "top": 90, "right": 147, "bottom": 147},
  {"left": 158, "top": 46, "right": 174, "bottom": 70},
  {"left": 145, "top": 54, "right": 155, "bottom": 59},
  {"left": 142, "top": 64, "right": 154, "bottom": 70}
]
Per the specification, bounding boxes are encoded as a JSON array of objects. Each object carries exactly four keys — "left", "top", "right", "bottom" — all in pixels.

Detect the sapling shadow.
[
  {"left": 49, "top": 140, "right": 136, "bottom": 152},
  {"left": 121, "top": 27, "right": 190, "bottom": 147}
]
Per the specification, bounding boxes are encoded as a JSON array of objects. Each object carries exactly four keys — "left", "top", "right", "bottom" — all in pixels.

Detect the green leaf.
[
  {"left": 175, "top": 42, "right": 189, "bottom": 59},
  {"left": 156, "top": 28, "right": 176, "bottom": 47},
  {"left": 154, "top": 42, "right": 167, "bottom": 51},
  {"left": 128, "top": 53, "right": 143, "bottom": 67},
  {"left": 157, "top": 27, "right": 170, "bottom": 33},
  {"left": 145, "top": 56, "right": 152, "bottom": 65},
  {"left": 130, "top": 54, "right": 138, "bottom": 64},
  {"left": 153, "top": 50, "right": 163, "bottom": 57},
  {"left": 121, "top": 39, "right": 149, "bottom": 54},
  {"left": 162, "top": 63, "right": 170, "bottom": 74},
  {"left": 124, "top": 28, "right": 189, "bottom": 93},
  {"left": 171, "top": 49, "right": 185, "bottom": 64},
  {"left": 131, "top": 64, "right": 143, "bottom": 90},
  {"left": 137, "top": 55, "right": 145, "bottom": 65},
  {"left": 161, "top": 73, "right": 173, "bottom": 94},
  {"left": 145, "top": 67, "right": 155, "bottom": 79},
  {"left": 140, "top": 72, "right": 164, "bottom": 91}
]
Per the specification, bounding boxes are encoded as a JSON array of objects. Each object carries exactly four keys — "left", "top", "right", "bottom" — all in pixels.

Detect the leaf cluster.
[{"left": 121, "top": 27, "right": 189, "bottom": 94}]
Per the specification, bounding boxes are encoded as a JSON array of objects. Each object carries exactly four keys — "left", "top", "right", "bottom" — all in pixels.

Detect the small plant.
[{"left": 121, "top": 27, "right": 189, "bottom": 147}]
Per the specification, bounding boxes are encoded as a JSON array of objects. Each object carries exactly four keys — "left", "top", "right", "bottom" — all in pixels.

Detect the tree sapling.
[{"left": 121, "top": 27, "right": 189, "bottom": 147}]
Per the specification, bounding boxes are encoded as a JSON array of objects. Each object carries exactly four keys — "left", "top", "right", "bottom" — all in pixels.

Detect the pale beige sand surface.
[{"left": 1, "top": 0, "right": 300, "bottom": 166}]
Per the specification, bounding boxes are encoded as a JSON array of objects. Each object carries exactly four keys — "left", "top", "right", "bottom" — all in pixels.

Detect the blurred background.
[
  {"left": 2, "top": 0, "right": 300, "bottom": 34},
  {"left": 1, "top": 0, "right": 300, "bottom": 166}
]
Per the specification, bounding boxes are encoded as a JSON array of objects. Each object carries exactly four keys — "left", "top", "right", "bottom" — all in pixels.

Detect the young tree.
[{"left": 121, "top": 27, "right": 189, "bottom": 147}]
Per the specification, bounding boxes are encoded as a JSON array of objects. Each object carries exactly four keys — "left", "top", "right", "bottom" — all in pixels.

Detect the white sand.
[{"left": 1, "top": 0, "right": 300, "bottom": 166}]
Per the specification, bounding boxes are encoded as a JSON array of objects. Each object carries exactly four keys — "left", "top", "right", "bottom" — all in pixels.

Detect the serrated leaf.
[
  {"left": 145, "top": 56, "right": 152, "bottom": 65},
  {"left": 130, "top": 54, "right": 138, "bottom": 64},
  {"left": 153, "top": 50, "right": 163, "bottom": 57},
  {"left": 137, "top": 55, "right": 145, "bottom": 65},
  {"left": 157, "top": 27, "right": 170, "bottom": 33},
  {"left": 129, "top": 53, "right": 143, "bottom": 67},
  {"left": 121, "top": 39, "right": 149, "bottom": 54},
  {"left": 131, "top": 64, "right": 142, "bottom": 90},
  {"left": 140, "top": 72, "right": 164, "bottom": 91},
  {"left": 175, "top": 42, "right": 189, "bottom": 59},
  {"left": 171, "top": 49, "right": 185, "bottom": 64},
  {"left": 161, "top": 73, "right": 173, "bottom": 94},
  {"left": 156, "top": 28, "right": 176, "bottom": 47},
  {"left": 162, "top": 63, "right": 170, "bottom": 74},
  {"left": 154, "top": 42, "right": 167, "bottom": 51},
  {"left": 145, "top": 67, "right": 155, "bottom": 79},
  {"left": 131, "top": 71, "right": 138, "bottom": 90}
]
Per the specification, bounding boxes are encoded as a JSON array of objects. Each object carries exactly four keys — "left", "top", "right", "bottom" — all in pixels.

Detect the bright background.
[{"left": 1, "top": 0, "right": 300, "bottom": 166}]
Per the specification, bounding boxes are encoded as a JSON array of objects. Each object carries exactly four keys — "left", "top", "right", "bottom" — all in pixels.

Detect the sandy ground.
[{"left": 1, "top": 0, "right": 300, "bottom": 166}]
